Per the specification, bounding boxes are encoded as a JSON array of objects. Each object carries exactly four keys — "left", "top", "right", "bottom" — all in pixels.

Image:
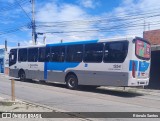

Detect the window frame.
[
  {"left": 83, "top": 43, "right": 104, "bottom": 63},
  {"left": 50, "top": 46, "right": 65, "bottom": 62},
  {"left": 134, "top": 37, "right": 151, "bottom": 61},
  {"left": 9, "top": 49, "right": 17, "bottom": 66},
  {"left": 28, "top": 48, "right": 38, "bottom": 62},
  {"left": 66, "top": 44, "right": 83, "bottom": 62},
  {"left": 38, "top": 47, "right": 46, "bottom": 62},
  {"left": 18, "top": 48, "right": 27, "bottom": 62},
  {"left": 103, "top": 40, "right": 129, "bottom": 63}
]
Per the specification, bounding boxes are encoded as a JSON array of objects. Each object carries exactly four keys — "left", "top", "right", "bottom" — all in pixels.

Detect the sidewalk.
[
  {"left": 100, "top": 86, "right": 160, "bottom": 97},
  {"left": 0, "top": 96, "right": 52, "bottom": 112},
  {"left": 0, "top": 95, "right": 88, "bottom": 120}
]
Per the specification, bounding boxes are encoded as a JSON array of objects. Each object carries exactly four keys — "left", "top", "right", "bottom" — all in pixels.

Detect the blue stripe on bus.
[
  {"left": 129, "top": 60, "right": 138, "bottom": 71},
  {"left": 44, "top": 62, "right": 80, "bottom": 79},
  {"left": 44, "top": 40, "right": 98, "bottom": 79},
  {"left": 138, "top": 61, "right": 149, "bottom": 72},
  {"left": 46, "top": 40, "right": 98, "bottom": 47},
  {"left": 129, "top": 60, "right": 149, "bottom": 72}
]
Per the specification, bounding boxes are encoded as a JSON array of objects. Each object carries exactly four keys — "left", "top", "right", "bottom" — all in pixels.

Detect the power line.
[
  {"left": 36, "top": 14, "right": 160, "bottom": 33},
  {"left": 15, "top": 0, "right": 32, "bottom": 21},
  {"left": 37, "top": 21, "right": 160, "bottom": 34},
  {"left": 1, "top": 1, "right": 160, "bottom": 40},
  {"left": 0, "top": 0, "right": 32, "bottom": 42},
  {"left": 0, "top": 0, "right": 29, "bottom": 12},
  {"left": 0, "top": 23, "right": 30, "bottom": 35},
  {"left": 35, "top": 12, "right": 160, "bottom": 33},
  {"left": 36, "top": 7, "right": 160, "bottom": 25}
]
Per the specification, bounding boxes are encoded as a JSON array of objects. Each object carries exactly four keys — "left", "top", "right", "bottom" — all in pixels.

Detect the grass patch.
[{"left": 0, "top": 101, "right": 14, "bottom": 106}]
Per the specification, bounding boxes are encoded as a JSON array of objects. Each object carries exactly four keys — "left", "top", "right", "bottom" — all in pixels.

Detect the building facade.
[
  {"left": 0, "top": 47, "right": 9, "bottom": 74},
  {"left": 143, "top": 29, "right": 160, "bottom": 45},
  {"left": 0, "top": 49, "right": 5, "bottom": 73},
  {"left": 143, "top": 29, "right": 160, "bottom": 89}
]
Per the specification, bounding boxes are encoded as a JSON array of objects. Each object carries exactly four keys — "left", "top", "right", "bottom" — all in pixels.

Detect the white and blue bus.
[{"left": 9, "top": 37, "right": 151, "bottom": 89}]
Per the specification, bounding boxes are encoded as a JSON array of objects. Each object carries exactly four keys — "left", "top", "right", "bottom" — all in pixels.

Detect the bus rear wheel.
[
  {"left": 19, "top": 71, "right": 26, "bottom": 81},
  {"left": 66, "top": 75, "right": 78, "bottom": 90}
]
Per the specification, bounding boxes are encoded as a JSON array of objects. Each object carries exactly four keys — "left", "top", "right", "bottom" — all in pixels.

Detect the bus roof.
[
  {"left": 99, "top": 36, "right": 135, "bottom": 42},
  {"left": 46, "top": 39, "right": 98, "bottom": 47},
  {"left": 9, "top": 36, "right": 137, "bottom": 50},
  {"left": 46, "top": 36, "right": 136, "bottom": 46},
  {"left": 10, "top": 44, "right": 46, "bottom": 49}
]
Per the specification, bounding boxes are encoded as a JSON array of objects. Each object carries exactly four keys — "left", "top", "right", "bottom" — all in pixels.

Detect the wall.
[
  {"left": 143, "top": 29, "right": 160, "bottom": 89},
  {"left": 0, "top": 49, "right": 4, "bottom": 73},
  {"left": 148, "top": 50, "right": 160, "bottom": 89},
  {"left": 0, "top": 48, "right": 9, "bottom": 75},
  {"left": 143, "top": 29, "right": 160, "bottom": 45}
]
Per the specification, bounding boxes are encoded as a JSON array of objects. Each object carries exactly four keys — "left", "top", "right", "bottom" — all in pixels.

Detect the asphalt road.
[{"left": 0, "top": 74, "right": 160, "bottom": 120}]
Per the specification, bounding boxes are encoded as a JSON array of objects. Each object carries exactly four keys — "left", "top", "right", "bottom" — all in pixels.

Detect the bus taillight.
[{"left": 132, "top": 61, "right": 136, "bottom": 78}]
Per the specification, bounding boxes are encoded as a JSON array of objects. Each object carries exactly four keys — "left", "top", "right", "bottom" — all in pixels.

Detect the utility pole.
[
  {"left": 148, "top": 23, "right": 150, "bottom": 31},
  {"left": 5, "top": 39, "right": 7, "bottom": 51},
  {"left": 31, "top": 0, "right": 36, "bottom": 45},
  {"left": 43, "top": 34, "right": 46, "bottom": 44},
  {"left": 143, "top": 19, "right": 146, "bottom": 32},
  {"left": 18, "top": 42, "right": 20, "bottom": 47}
]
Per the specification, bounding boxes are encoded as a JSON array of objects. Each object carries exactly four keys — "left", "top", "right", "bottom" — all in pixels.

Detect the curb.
[
  {"left": 100, "top": 86, "right": 160, "bottom": 97},
  {"left": 0, "top": 94, "right": 90, "bottom": 120}
]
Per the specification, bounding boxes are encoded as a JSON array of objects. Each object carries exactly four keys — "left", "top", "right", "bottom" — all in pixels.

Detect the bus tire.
[
  {"left": 66, "top": 74, "right": 78, "bottom": 90},
  {"left": 19, "top": 70, "right": 26, "bottom": 81}
]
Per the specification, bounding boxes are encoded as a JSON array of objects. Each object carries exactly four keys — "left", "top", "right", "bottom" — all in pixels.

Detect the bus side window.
[
  {"left": 50, "top": 46, "right": 65, "bottom": 62},
  {"left": 84, "top": 43, "right": 103, "bottom": 63},
  {"left": 28, "top": 48, "right": 38, "bottom": 62},
  {"left": 45, "top": 47, "right": 50, "bottom": 62},
  {"left": 66, "top": 45, "right": 83, "bottom": 62},
  {"left": 18, "top": 48, "right": 27, "bottom": 62},
  {"left": 38, "top": 47, "right": 46, "bottom": 62},
  {"left": 103, "top": 41, "right": 128, "bottom": 63}
]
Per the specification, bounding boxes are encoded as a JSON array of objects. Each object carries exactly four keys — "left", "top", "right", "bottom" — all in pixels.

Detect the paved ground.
[{"left": 0, "top": 74, "right": 160, "bottom": 121}]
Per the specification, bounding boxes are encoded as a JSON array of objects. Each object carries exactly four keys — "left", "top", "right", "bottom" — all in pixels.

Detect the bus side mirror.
[{"left": 11, "top": 55, "right": 14, "bottom": 60}]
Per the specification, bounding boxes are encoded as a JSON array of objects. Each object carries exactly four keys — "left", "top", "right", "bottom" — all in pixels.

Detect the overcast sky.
[{"left": 0, "top": 0, "right": 160, "bottom": 47}]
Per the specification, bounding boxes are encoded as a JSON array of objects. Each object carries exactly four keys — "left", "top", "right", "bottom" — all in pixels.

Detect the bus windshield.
[{"left": 136, "top": 39, "right": 150, "bottom": 60}]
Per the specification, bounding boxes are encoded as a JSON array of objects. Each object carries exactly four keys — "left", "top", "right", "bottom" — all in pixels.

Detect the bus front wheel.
[
  {"left": 19, "top": 71, "right": 26, "bottom": 81},
  {"left": 66, "top": 75, "right": 78, "bottom": 90}
]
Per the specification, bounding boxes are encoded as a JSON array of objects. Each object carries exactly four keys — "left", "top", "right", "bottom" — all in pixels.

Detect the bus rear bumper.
[{"left": 128, "top": 78, "right": 149, "bottom": 86}]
